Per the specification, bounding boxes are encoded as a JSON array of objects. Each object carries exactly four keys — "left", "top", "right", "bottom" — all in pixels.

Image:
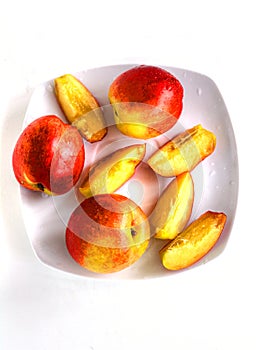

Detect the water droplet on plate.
[
  {"left": 196, "top": 87, "right": 202, "bottom": 96},
  {"left": 46, "top": 84, "right": 54, "bottom": 92},
  {"left": 182, "top": 71, "right": 187, "bottom": 78},
  {"left": 209, "top": 170, "right": 216, "bottom": 176},
  {"left": 229, "top": 180, "right": 235, "bottom": 185},
  {"left": 25, "top": 85, "right": 33, "bottom": 94}
]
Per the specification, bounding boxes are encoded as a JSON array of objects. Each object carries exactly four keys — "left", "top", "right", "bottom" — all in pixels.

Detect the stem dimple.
[
  {"left": 131, "top": 228, "right": 137, "bottom": 237},
  {"left": 37, "top": 183, "right": 45, "bottom": 191}
]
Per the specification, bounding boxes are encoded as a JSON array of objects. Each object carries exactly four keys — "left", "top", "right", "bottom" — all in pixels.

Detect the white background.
[{"left": 0, "top": 1, "right": 255, "bottom": 349}]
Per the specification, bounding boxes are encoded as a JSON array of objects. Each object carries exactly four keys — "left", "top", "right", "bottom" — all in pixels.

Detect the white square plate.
[{"left": 19, "top": 64, "right": 238, "bottom": 279}]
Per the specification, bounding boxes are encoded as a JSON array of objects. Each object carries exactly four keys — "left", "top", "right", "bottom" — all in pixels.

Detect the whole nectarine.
[
  {"left": 66, "top": 194, "right": 150, "bottom": 273},
  {"left": 108, "top": 65, "right": 184, "bottom": 139},
  {"left": 12, "top": 115, "right": 85, "bottom": 195}
]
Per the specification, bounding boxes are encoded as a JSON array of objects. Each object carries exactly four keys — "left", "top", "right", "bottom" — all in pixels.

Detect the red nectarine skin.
[
  {"left": 109, "top": 65, "right": 183, "bottom": 119},
  {"left": 66, "top": 194, "right": 150, "bottom": 273},
  {"left": 67, "top": 194, "right": 148, "bottom": 245},
  {"left": 12, "top": 115, "right": 85, "bottom": 195},
  {"left": 66, "top": 229, "right": 147, "bottom": 273}
]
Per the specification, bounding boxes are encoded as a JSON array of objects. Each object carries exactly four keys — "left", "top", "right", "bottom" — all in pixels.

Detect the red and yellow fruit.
[
  {"left": 108, "top": 65, "right": 183, "bottom": 139},
  {"left": 12, "top": 115, "right": 85, "bottom": 195},
  {"left": 66, "top": 194, "right": 150, "bottom": 273}
]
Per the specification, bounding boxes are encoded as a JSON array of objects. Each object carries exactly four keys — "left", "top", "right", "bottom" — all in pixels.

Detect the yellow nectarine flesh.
[
  {"left": 147, "top": 124, "right": 216, "bottom": 177},
  {"left": 79, "top": 144, "right": 146, "bottom": 198},
  {"left": 150, "top": 172, "right": 194, "bottom": 240},
  {"left": 160, "top": 211, "right": 227, "bottom": 270},
  {"left": 54, "top": 74, "right": 107, "bottom": 142}
]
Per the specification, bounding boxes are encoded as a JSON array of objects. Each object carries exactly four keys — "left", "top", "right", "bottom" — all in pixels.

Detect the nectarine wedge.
[
  {"left": 54, "top": 74, "right": 107, "bottom": 142},
  {"left": 149, "top": 172, "right": 194, "bottom": 240},
  {"left": 79, "top": 144, "right": 146, "bottom": 198},
  {"left": 147, "top": 124, "right": 216, "bottom": 177},
  {"left": 160, "top": 211, "right": 227, "bottom": 270}
]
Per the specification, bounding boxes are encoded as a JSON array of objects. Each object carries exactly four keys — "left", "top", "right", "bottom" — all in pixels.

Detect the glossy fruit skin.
[
  {"left": 109, "top": 65, "right": 184, "bottom": 139},
  {"left": 66, "top": 194, "right": 150, "bottom": 273},
  {"left": 12, "top": 115, "right": 85, "bottom": 195},
  {"left": 109, "top": 65, "right": 183, "bottom": 116}
]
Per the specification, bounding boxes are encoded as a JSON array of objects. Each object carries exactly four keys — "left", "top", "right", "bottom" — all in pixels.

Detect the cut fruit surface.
[
  {"left": 150, "top": 172, "right": 194, "bottom": 240},
  {"left": 147, "top": 124, "right": 216, "bottom": 177},
  {"left": 79, "top": 144, "right": 146, "bottom": 198},
  {"left": 54, "top": 74, "right": 107, "bottom": 142},
  {"left": 160, "top": 211, "right": 227, "bottom": 270}
]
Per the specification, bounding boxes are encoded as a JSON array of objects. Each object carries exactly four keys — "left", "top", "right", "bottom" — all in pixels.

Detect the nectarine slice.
[
  {"left": 149, "top": 172, "right": 194, "bottom": 240},
  {"left": 79, "top": 144, "right": 146, "bottom": 198},
  {"left": 147, "top": 124, "right": 216, "bottom": 177},
  {"left": 54, "top": 74, "right": 107, "bottom": 142},
  {"left": 160, "top": 211, "right": 227, "bottom": 270}
]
